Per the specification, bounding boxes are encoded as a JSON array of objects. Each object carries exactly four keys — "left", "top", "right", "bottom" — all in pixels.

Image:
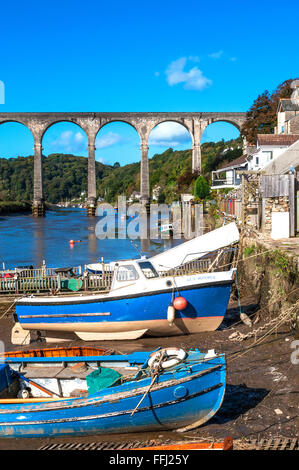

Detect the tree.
[
  {"left": 194, "top": 175, "right": 210, "bottom": 200},
  {"left": 241, "top": 78, "right": 297, "bottom": 144},
  {"left": 241, "top": 91, "right": 274, "bottom": 144}
]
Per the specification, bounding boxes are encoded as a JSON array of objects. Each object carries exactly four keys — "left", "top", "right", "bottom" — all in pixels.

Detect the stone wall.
[
  {"left": 263, "top": 196, "right": 290, "bottom": 234},
  {"left": 289, "top": 114, "right": 299, "bottom": 134}
]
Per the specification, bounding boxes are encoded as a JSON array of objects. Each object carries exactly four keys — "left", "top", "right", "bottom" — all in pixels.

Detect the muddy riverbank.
[{"left": 0, "top": 293, "right": 298, "bottom": 450}]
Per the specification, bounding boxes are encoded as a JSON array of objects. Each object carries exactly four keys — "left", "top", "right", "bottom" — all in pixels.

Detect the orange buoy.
[
  {"left": 173, "top": 296, "right": 188, "bottom": 311},
  {"left": 69, "top": 240, "right": 75, "bottom": 245}
]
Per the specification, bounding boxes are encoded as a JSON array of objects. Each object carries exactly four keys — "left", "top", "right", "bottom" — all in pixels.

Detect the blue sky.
[{"left": 0, "top": 0, "right": 299, "bottom": 165}]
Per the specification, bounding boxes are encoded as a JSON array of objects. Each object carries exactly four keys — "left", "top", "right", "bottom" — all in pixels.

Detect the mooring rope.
[
  {"left": 0, "top": 299, "right": 16, "bottom": 320},
  {"left": 130, "top": 350, "right": 166, "bottom": 416}
]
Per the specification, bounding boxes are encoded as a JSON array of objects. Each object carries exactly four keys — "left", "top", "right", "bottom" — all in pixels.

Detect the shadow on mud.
[
  {"left": 209, "top": 383, "right": 269, "bottom": 424},
  {"left": 219, "top": 302, "right": 260, "bottom": 329}
]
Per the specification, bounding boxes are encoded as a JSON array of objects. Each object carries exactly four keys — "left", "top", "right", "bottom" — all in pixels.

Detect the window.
[
  {"left": 262, "top": 151, "right": 273, "bottom": 163},
  {"left": 255, "top": 156, "right": 259, "bottom": 165},
  {"left": 138, "top": 261, "right": 159, "bottom": 279},
  {"left": 116, "top": 265, "right": 139, "bottom": 281}
]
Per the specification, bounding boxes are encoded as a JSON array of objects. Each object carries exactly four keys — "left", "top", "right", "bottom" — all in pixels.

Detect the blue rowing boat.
[{"left": 0, "top": 348, "right": 225, "bottom": 438}]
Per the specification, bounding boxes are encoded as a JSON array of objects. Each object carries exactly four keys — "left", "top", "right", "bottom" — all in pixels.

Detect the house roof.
[
  {"left": 257, "top": 134, "right": 299, "bottom": 146},
  {"left": 217, "top": 154, "right": 247, "bottom": 171},
  {"left": 278, "top": 99, "right": 299, "bottom": 112},
  {"left": 264, "top": 139, "right": 299, "bottom": 175}
]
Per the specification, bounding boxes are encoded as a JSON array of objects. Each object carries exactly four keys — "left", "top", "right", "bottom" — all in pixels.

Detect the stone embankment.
[{"left": 238, "top": 232, "right": 298, "bottom": 321}]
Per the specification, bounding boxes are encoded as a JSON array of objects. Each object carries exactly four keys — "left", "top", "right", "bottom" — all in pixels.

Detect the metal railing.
[{"left": 0, "top": 248, "right": 237, "bottom": 295}]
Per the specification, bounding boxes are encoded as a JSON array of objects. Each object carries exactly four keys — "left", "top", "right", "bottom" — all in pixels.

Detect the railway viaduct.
[{"left": 0, "top": 112, "right": 247, "bottom": 215}]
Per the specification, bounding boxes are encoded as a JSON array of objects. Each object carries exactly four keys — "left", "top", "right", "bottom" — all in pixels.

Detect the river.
[{"left": 0, "top": 207, "right": 182, "bottom": 269}]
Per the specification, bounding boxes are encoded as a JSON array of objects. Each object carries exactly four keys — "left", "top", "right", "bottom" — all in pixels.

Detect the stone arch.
[
  {"left": 147, "top": 119, "right": 194, "bottom": 145},
  {"left": 0, "top": 119, "right": 35, "bottom": 140},
  {"left": 0, "top": 120, "right": 35, "bottom": 161},
  {"left": 96, "top": 118, "right": 142, "bottom": 143},
  {"left": 200, "top": 118, "right": 244, "bottom": 147},
  {"left": 207, "top": 118, "right": 244, "bottom": 132},
  {"left": 40, "top": 119, "right": 88, "bottom": 144}
]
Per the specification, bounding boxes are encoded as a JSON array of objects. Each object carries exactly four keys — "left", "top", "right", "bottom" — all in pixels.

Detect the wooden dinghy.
[
  {"left": 0, "top": 348, "right": 226, "bottom": 438},
  {"left": 2, "top": 345, "right": 112, "bottom": 359},
  {"left": 1, "top": 347, "right": 153, "bottom": 399},
  {"left": 133, "top": 436, "right": 233, "bottom": 450}
]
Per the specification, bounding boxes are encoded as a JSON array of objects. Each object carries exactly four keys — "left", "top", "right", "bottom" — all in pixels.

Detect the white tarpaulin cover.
[{"left": 150, "top": 222, "right": 240, "bottom": 271}]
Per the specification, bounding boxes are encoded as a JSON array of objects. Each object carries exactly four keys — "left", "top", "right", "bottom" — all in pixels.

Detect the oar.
[{"left": 13, "top": 371, "right": 62, "bottom": 398}]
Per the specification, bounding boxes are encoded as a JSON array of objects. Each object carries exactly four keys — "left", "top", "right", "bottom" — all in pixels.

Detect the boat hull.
[
  {"left": 15, "top": 279, "right": 233, "bottom": 339},
  {"left": 0, "top": 354, "right": 225, "bottom": 438}
]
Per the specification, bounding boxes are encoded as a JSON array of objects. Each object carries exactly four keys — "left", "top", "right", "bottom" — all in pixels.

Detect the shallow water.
[{"left": 0, "top": 207, "right": 182, "bottom": 269}]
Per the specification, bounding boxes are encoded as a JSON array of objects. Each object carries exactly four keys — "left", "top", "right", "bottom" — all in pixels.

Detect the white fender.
[
  {"left": 167, "top": 305, "right": 175, "bottom": 326},
  {"left": 148, "top": 348, "right": 187, "bottom": 370}
]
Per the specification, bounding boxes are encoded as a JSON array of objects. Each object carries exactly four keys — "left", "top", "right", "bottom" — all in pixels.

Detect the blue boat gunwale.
[
  {"left": 2, "top": 352, "right": 151, "bottom": 364},
  {"left": 0, "top": 355, "right": 225, "bottom": 415},
  {"left": 15, "top": 278, "right": 233, "bottom": 307}
]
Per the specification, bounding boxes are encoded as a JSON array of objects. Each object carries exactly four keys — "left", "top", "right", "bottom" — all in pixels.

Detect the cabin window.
[
  {"left": 116, "top": 265, "right": 139, "bottom": 281},
  {"left": 138, "top": 261, "right": 159, "bottom": 279}
]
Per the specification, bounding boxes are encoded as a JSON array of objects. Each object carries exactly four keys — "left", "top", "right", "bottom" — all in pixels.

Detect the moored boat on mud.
[
  {"left": 14, "top": 259, "right": 236, "bottom": 341},
  {"left": 0, "top": 348, "right": 155, "bottom": 399},
  {"left": 11, "top": 222, "right": 239, "bottom": 341},
  {"left": 0, "top": 348, "right": 226, "bottom": 438}
]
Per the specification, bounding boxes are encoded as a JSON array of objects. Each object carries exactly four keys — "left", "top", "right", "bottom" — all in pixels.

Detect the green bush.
[{"left": 194, "top": 175, "right": 210, "bottom": 200}]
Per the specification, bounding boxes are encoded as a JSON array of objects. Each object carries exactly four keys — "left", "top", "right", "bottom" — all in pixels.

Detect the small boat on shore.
[
  {"left": 14, "top": 259, "right": 236, "bottom": 341},
  {"left": 0, "top": 347, "right": 154, "bottom": 399},
  {"left": 132, "top": 436, "right": 233, "bottom": 451},
  {"left": 0, "top": 348, "right": 226, "bottom": 438},
  {"left": 12, "top": 222, "right": 239, "bottom": 341},
  {"left": 1, "top": 345, "right": 112, "bottom": 359}
]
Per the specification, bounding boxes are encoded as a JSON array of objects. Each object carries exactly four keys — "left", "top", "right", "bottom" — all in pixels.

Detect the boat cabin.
[{"left": 111, "top": 259, "right": 159, "bottom": 290}]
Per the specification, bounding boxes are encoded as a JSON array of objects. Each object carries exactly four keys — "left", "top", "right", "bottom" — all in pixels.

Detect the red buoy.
[
  {"left": 69, "top": 239, "right": 75, "bottom": 245},
  {"left": 173, "top": 296, "right": 188, "bottom": 311}
]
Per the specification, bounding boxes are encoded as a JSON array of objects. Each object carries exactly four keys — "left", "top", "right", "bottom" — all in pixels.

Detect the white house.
[
  {"left": 152, "top": 185, "right": 161, "bottom": 201},
  {"left": 211, "top": 135, "right": 299, "bottom": 189},
  {"left": 275, "top": 80, "right": 299, "bottom": 135},
  {"left": 128, "top": 191, "right": 141, "bottom": 203},
  {"left": 211, "top": 154, "right": 248, "bottom": 189},
  {"left": 247, "top": 134, "right": 299, "bottom": 171}
]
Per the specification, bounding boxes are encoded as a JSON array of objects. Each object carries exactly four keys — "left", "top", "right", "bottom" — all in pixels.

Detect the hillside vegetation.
[{"left": 0, "top": 137, "right": 242, "bottom": 204}]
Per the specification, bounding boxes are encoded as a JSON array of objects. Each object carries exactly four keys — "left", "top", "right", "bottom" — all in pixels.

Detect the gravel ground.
[{"left": 0, "top": 295, "right": 298, "bottom": 450}]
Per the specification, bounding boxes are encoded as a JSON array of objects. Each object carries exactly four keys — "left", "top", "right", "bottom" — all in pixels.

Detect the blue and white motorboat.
[
  {"left": 13, "top": 223, "right": 240, "bottom": 341},
  {"left": 14, "top": 256, "right": 236, "bottom": 340},
  {"left": 0, "top": 347, "right": 226, "bottom": 438}
]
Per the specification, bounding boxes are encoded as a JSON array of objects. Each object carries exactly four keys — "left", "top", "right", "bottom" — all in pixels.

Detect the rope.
[
  {"left": 130, "top": 350, "right": 166, "bottom": 417},
  {"left": 0, "top": 299, "right": 16, "bottom": 320},
  {"left": 226, "top": 301, "right": 299, "bottom": 364},
  {"left": 234, "top": 271, "right": 243, "bottom": 317},
  {"left": 228, "top": 287, "right": 299, "bottom": 343}
]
